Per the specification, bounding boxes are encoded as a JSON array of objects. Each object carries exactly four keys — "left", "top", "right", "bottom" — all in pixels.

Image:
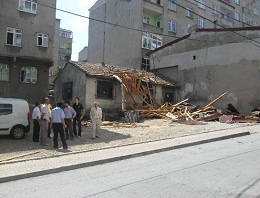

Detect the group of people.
[{"left": 31, "top": 97, "right": 103, "bottom": 150}]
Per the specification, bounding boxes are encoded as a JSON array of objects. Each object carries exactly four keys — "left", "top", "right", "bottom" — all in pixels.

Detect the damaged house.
[
  {"left": 54, "top": 62, "right": 177, "bottom": 114},
  {"left": 148, "top": 27, "right": 260, "bottom": 114}
]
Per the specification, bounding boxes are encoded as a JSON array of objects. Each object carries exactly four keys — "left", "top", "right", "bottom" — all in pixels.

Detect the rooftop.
[{"left": 69, "top": 61, "right": 176, "bottom": 87}]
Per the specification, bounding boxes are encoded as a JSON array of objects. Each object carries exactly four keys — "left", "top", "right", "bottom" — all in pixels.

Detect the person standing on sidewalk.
[
  {"left": 47, "top": 103, "right": 52, "bottom": 138},
  {"left": 90, "top": 102, "right": 102, "bottom": 139},
  {"left": 64, "top": 101, "right": 77, "bottom": 140},
  {"left": 51, "top": 102, "right": 68, "bottom": 149},
  {"left": 72, "top": 97, "right": 85, "bottom": 137},
  {"left": 40, "top": 97, "right": 50, "bottom": 146},
  {"left": 32, "top": 102, "right": 41, "bottom": 142}
]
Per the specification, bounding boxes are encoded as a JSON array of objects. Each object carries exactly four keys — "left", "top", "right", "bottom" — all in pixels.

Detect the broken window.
[
  {"left": 62, "top": 82, "right": 73, "bottom": 100},
  {"left": 97, "top": 80, "right": 114, "bottom": 99},
  {"left": 0, "top": 64, "right": 9, "bottom": 81},
  {"left": 20, "top": 66, "right": 37, "bottom": 84},
  {"left": 37, "top": 33, "right": 48, "bottom": 47},
  {"left": 6, "top": 27, "right": 22, "bottom": 47}
]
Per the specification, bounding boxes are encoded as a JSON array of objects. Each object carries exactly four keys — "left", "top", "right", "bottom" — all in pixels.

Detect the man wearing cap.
[
  {"left": 90, "top": 102, "right": 102, "bottom": 139},
  {"left": 64, "top": 101, "right": 77, "bottom": 140},
  {"left": 40, "top": 97, "right": 50, "bottom": 146},
  {"left": 51, "top": 102, "right": 68, "bottom": 149},
  {"left": 32, "top": 102, "right": 41, "bottom": 142}
]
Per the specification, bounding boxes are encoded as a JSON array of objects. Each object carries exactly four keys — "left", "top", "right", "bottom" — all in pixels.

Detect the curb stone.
[{"left": 0, "top": 131, "right": 250, "bottom": 184}]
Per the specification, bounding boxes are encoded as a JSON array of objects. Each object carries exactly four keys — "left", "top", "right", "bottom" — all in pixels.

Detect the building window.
[
  {"left": 0, "top": 104, "right": 13, "bottom": 116},
  {"left": 198, "top": 0, "right": 206, "bottom": 9},
  {"left": 37, "top": 33, "right": 48, "bottom": 47},
  {"left": 198, "top": 17, "right": 205, "bottom": 27},
  {"left": 253, "top": 22, "right": 258, "bottom": 26},
  {"left": 62, "top": 82, "right": 73, "bottom": 100},
  {"left": 234, "top": 0, "right": 240, "bottom": 5},
  {"left": 186, "top": 8, "right": 193, "bottom": 18},
  {"left": 143, "top": 16, "right": 150, "bottom": 24},
  {"left": 168, "top": 0, "right": 176, "bottom": 11},
  {"left": 49, "top": 68, "right": 54, "bottom": 77},
  {"left": 60, "top": 42, "right": 71, "bottom": 50},
  {"left": 168, "top": 20, "right": 176, "bottom": 32},
  {"left": 235, "top": 12, "right": 240, "bottom": 20},
  {"left": 243, "top": 14, "right": 253, "bottom": 25},
  {"left": 142, "top": 32, "right": 163, "bottom": 50},
  {"left": 6, "top": 27, "right": 22, "bottom": 47},
  {"left": 59, "top": 29, "right": 73, "bottom": 39},
  {"left": 141, "top": 57, "right": 150, "bottom": 71},
  {"left": 253, "top": 8, "right": 258, "bottom": 16},
  {"left": 97, "top": 80, "right": 114, "bottom": 99},
  {"left": 20, "top": 66, "right": 37, "bottom": 84},
  {"left": 0, "top": 64, "right": 9, "bottom": 82},
  {"left": 163, "top": 89, "right": 175, "bottom": 103},
  {"left": 212, "top": 4, "right": 218, "bottom": 14},
  {"left": 18, "top": 0, "right": 37, "bottom": 14}
]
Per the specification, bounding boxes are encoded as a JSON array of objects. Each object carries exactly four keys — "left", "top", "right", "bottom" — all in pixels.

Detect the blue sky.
[{"left": 56, "top": 0, "right": 97, "bottom": 61}]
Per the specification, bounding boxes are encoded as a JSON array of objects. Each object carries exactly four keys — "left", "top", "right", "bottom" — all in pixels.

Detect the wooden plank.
[{"left": 203, "top": 91, "right": 228, "bottom": 109}]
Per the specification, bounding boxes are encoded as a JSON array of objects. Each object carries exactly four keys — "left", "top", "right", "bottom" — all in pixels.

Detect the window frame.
[
  {"left": 18, "top": 0, "right": 37, "bottom": 14},
  {"left": 0, "top": 64, "right": 10, "bottom": 82},
  {"left": 6, "top": 27, "right": 22, "bottom": 47},
  {"left": 198, "top": 17, "right": 206, "bottom": 28},
  {"left": 96, "top": 80, "right": 115, "bottom": 100},
  {"left": 168, "top": 20, "right": 177, "bottom": 33},
  {"left": 168, "top": 0, "right": 177, "bottom": 11},
  {"left": 234, "top": 11, "right": 240, "bottom": 20},
  {"left": 141, "top": 57, "right": 151, "bottom": 71},
  {"left": 198, "top": 0, "right": 206, "bottom": 10},
  {"left": 234, "top": 0, "right": 240, "bottom": 5},
  {"left": 186, "top": 7, "right": 194, "bottom": 19},
  {"left": 37, "top": 33, "right": 48, "bottom": 48},
  {"left": 143, "top": 16, "right": 150, "bottom": 24},
  {"left": 253, "top": 7, "right": 258, "bottom": 16},
  {"left": 142, "top": 32, "right": 163, "bottom": 50},
  {"left": 20, "top": 66, "right": 37, "bottom": 84}
]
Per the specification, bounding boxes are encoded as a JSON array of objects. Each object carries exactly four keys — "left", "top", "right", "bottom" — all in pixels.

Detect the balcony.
[{"left": 143, "top": 0, "right": 163, "bottom": 15}]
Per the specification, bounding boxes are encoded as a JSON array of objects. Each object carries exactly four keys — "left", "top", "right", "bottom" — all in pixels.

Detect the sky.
[{"left": 56, "top": 0, "right": 97, "bottom": 61}]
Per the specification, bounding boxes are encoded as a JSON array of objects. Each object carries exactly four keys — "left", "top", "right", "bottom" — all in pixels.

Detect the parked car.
[{"left": 0, "top": 98, "right": 30, "bottom": 139}]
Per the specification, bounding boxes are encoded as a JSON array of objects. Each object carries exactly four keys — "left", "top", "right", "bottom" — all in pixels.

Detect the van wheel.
[{"left": 10, "top": 126, "right": 25, "bottom": 139}]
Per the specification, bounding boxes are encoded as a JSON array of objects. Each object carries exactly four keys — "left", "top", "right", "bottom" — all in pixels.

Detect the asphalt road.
[{"left": 0, "top": 132, "right": 259, "bottom": 198}]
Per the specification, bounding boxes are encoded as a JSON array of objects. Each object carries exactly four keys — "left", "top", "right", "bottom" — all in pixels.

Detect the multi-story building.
[
  {"left": 78, "top": 46, "right": 88, "bottom": 62},
  {"left": 49, "top": 27, "right": 73, "bottom": 85},
  {"left": 88, "top": 0, "right": 260, "bottom": 71},
  {"left": 0, "top": 0, "right": 56, "bottom": 104}
]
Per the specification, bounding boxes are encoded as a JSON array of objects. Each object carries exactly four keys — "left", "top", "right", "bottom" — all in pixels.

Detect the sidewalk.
[{"left": 0, "top": 124, "right": 258, "bottom": 183}]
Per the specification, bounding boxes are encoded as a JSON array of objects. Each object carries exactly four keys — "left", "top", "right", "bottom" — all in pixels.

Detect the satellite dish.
[{"left": 185, "top": 24, "right": 191, "bottom": 35}]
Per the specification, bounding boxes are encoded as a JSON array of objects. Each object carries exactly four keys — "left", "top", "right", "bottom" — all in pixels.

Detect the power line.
[
  {"left": 38, "top": 1, "right": 253, "bottom": 45},
  {"left": 193, "top": 0, "right": 252, "bottom": 27},
  {"left": 171, "top": 0, "right": 260, "bottom": 48}
]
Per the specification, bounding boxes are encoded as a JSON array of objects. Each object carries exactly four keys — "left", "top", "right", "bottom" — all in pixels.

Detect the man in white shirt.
[
  {"left": 32, "top": 102, "right": 41, "bottom": 142},
  {"left": 90, "top": 102, "right": 102, "bottom": 139},
  {"left": 40, "top": 97, "right": 50, "bottom": 146}
]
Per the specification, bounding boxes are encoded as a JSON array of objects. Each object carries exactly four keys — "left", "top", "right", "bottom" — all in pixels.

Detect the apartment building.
[
  {"left": 0, "top": 0, "right": 56, "bottom": 104},
  {"left": 49, "top": 25, "right": 73, "bottom": 85},
  {"left": 88, "top": 0, "right": 260, "bottom": 70}
]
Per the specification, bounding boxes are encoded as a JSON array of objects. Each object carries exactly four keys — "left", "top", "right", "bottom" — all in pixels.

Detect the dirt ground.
[{"left": 0, "top": 119, "right": 256, "bottom": 162}]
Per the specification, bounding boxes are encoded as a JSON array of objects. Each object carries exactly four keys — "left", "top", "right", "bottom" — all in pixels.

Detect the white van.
[{"left": 0, "top": 98, "right": 30, "bottom": 139}]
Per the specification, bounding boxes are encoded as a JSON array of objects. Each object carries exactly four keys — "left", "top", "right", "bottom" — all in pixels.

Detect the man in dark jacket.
[{"left": 72, "top": 97, "right": 85, "bottom": 137}]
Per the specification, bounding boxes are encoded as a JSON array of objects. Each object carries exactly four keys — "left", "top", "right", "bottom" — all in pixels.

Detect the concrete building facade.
[
  {"left": 78, "top": 47, "right": 88, "bottom": 62},
  {"left": 88, "top": 0, "right": 260, "bottom": 70},
  {"left": 0, "top": 0, "right": 56, "bottom": 104},
  {"left": 49, "top": 27, "right": 73, "bottom": 85},
  {"left": 149, "top": 29, "right": 260, "bottom": 114}
]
